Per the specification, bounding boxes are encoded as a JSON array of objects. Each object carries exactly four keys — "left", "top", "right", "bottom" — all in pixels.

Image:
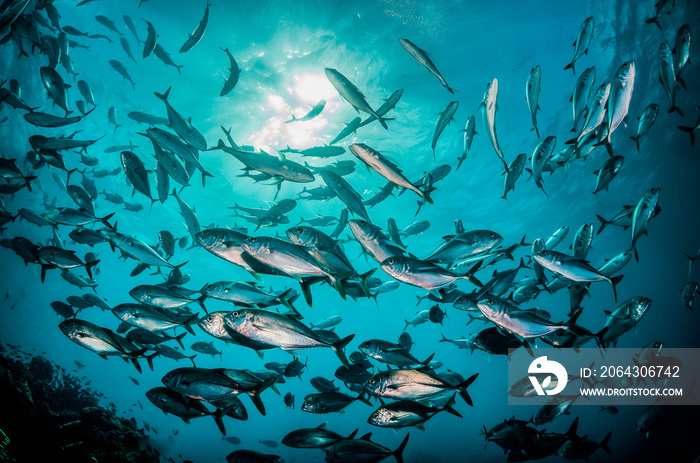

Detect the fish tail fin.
[
  {"left": 176, "top": 64, "right": 183, "bottom": 74},
  {"left": 129, "top": 356, "right": 142, "bottom": 374},
  {"left": 595, "top": 215, "right": 609, "bottom": 235},
  {"left": 183, "top": 313, "right": 199, "bottom": 335},
  {"left": 645, "top": 17, "right": 662, "bottom": 30},
  {"left": 600, "top": 431, "right": 613, "bottom": 454},
  {"left": 331, "top": 334, "right": 355, "bottom": 367},
  {"left": 442, "top": 394, "right": 463, "bottom": 418},
  {"left": 392, "top": 433, "right": 410, "bottom": 463},
  {"left": 677, "top": 75, "right": 687, "bottom": 90},
  {"left": 329, "top": 274, "right": 347, "bottom": 300},
  {"left": 610, "top": 275, "right": 623, "bottom": 302},
  {"left": 212, "top": 408, "right": 227, "bottom": 435},
  {"left": 376, "top": 114, "right": 389, "bottom": 130},
  {"left": 593, "top": 135, "right": 613, "bottom": 156},
  {"left": 356, "top": 390, "right": 373, "bottom": 406},
  {"left": 457, "top": 373, "right": 478, "bottom": 406},
  {"left": 277, "top": 288, "right": 295, "bottom": 311},
  {"left": 422, "top": 352, "right": 435, "bottom": 367},
  {"left": 565, "top": 417, "right": 580, "bottom": 441},
  {"left": 145, "top": 352, "right": 158, "bottom": 371},
  {"left": 630, "top": 135, "right": 640, "bottom": 151},
  {"left": 631, "top": 245, "right": 639, "bottom": 262},
  {"left": 421, "top": 189, "right": 433, "bottom": 205},
  {"left": 678, "top": 126, "right": 696, "bottom": 147},
  {"left": 460, "top": 260, "right": 483, "bottom": 288},
  {"left": 284, "top": 114, "right": 297, "bottom": 123},
  {"left": 189, "top": 354, "right": 197, "bottom": 367},
  {"left": 40, "top": 264, "right": 55, "bottom": 283},
  {"left": 563, "top": 62, "right": 575, "bottom": 74},
  {"left": 174, "top": 331, "right": 187, "bottom": 349},
  {"left": 65, "top": 167, "right": 79, "bottom": 185},
  {"left": 24, "top": 175, "right": 37, "bottom": 192},
  {"left": 84, "top": 259, "right": 100, "bottom": 279},
  {"left": 196, "top": 294, "right": 208, "bottom": 313},
  {"left": 668, "top": 105, "right": 685, "bottom": 117},
  {"left": 201, "top": 169, "right": 214, "bottom": 187},
  {"left": 247, "top": 376, "right": 277, "bottom": 416},
  {"left": 359, "top": 268, "right": 376, "bottom": 297}
]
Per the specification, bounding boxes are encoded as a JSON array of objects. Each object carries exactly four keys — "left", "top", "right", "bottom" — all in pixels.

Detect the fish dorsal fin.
[
  {"left": 360, "top": 432, "right": 373, "bottom": 441},
  {"left": 317, "top": 422, "right": 327, "bottom": 429}
]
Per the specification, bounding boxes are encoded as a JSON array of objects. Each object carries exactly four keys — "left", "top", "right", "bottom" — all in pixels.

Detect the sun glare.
[
  {"left": 290, "top": 72, "right": 337, "bottom": 104},
  {"left": 247, "top": 72, "right": 339, "bottom": 150}
]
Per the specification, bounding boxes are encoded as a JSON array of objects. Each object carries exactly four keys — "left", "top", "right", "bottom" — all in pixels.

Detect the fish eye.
[
  {"left": 541, "top": 250, "right": 547, "bottom": 255},
  {"left": 232, "top": 311, "right": 240, "bottom": 318},
  {"left": 359, "top": 220, "right": 366, "bottom": 225},
  {"left": 387, "top": 258, "right": 394, "bottom": 265},
  {"left": 489, "top": 232, "right": 495, "bottom": 238},
  {"left": 368, "top": 378, "right": 375, "bottom": 385},
  {"left": 487, "top": 299, "right": 494, "bottom": 304},
  {"left": 248, "top": 238, "right": 256, "bottom": 243}
]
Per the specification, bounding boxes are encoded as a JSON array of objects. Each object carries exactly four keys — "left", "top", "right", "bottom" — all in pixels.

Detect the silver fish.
[
  {"left": 592, "top": 155, "right": 624, "bottom": 193},
  {"left": 658, "top": 41, "right": 683, "bottom": 116},
  {"left": 502, "top": 153, "right": 527, "bottom": 200},
  {"left": 142, "top": 20, "right": 157, "bottom": 58},
  {"left": 220, "top": 47, "right": 240, "bottom": 96},
  {"left": 598, "top": 61, "right": 635, "bottom": 154},
  {"left": 630, "top": 187, "right": 661, "bottom": 260},
  {"left": 179, "top": 2, "right": 210, "bottom": 53},
  {"left": 432, "top": 101, "right": 459, "bottom": 159},
  {"left": 673, "top": 24, "right": 691, "bottom": 87},
  {"left": 530, "top": 136, "right": 556, "bottom": 197},
  {"left": 479, "top": 78, "right": 509, "bottom": 172},
  {"left": 286, "top": 99, "right": 326, "bottom": 123},
  {"left": 564, "top": 17, "right": 594, "bottom": 74},
  {"left": 324, "top": 68, "right": 387, "bottom": 129},
  {"left": 154, "top": 87, "right": 207, "bottom": 150},
  {"left": 571, "top": 67, "right": 595, "bottom": 132},
  {"left": 630, "top": 104, "right": 659, "bottom": 150},
  {"left": 457, "top": 115, "right": 477, "bottom": 170},
  {"left": 224, "top": 309, "right": 354, "bottom": 366},
  {"left": 380, "top": 255, "right": 482, "bottom": 290},
  {"left": 399, "top": 38, "right": 454, "bottom": 93},
  {"left": 534, "top": 249, "right": 623, "bottom": 301},
  {"left": 526, "top": 65, "right": 541, "bottom": 137},
  {"left": 349, "top": 143, "right": 432, "bottom": 204}
]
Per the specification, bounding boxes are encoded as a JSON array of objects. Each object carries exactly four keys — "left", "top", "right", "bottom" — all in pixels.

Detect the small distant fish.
[
  {"left": 143, "top": 20, "right": 157, "bottom": 58},
  {"left": 220, "top": 47, "right": 240, "bottom": 96},
  {"left": 286, "top": 100, "right": 326, "bottom": 123},
  {"left": 526, "top": 65, "right": 541, "bottom": 137},
  {"left": 630, "top": 104, "right": 659, "bottom": 150},
  {"left": 432, "top": 101, "right": 458, "bottom": 159},
  {"left": 109, "top": 60, "right": 136, "bottom": 89},
  {"left": 645, "top": 0, "right": 674, "bottom": 30},
  {"left": 180, "top": 2, "right": 210, "bottom": 53},
  {"left": 564, "top": 17, "right": 594, "bottom": 73},
  {"left": 657, "top": 41, "right": 683, "bottom": 116}
]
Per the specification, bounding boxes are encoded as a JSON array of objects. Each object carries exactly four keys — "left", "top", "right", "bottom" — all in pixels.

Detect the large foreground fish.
[{"left": 223, "top": 309, "right": 354, "bottom": 366}]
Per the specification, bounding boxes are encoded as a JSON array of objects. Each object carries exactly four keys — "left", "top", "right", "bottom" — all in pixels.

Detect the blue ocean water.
[{"left": 1, "top": 0, "right": 699, "bottom": 461}]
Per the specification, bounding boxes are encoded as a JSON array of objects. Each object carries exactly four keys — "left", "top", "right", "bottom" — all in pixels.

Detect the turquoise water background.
[{"left": 1, "top": 0, "right": 699, "bottom": 461}]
